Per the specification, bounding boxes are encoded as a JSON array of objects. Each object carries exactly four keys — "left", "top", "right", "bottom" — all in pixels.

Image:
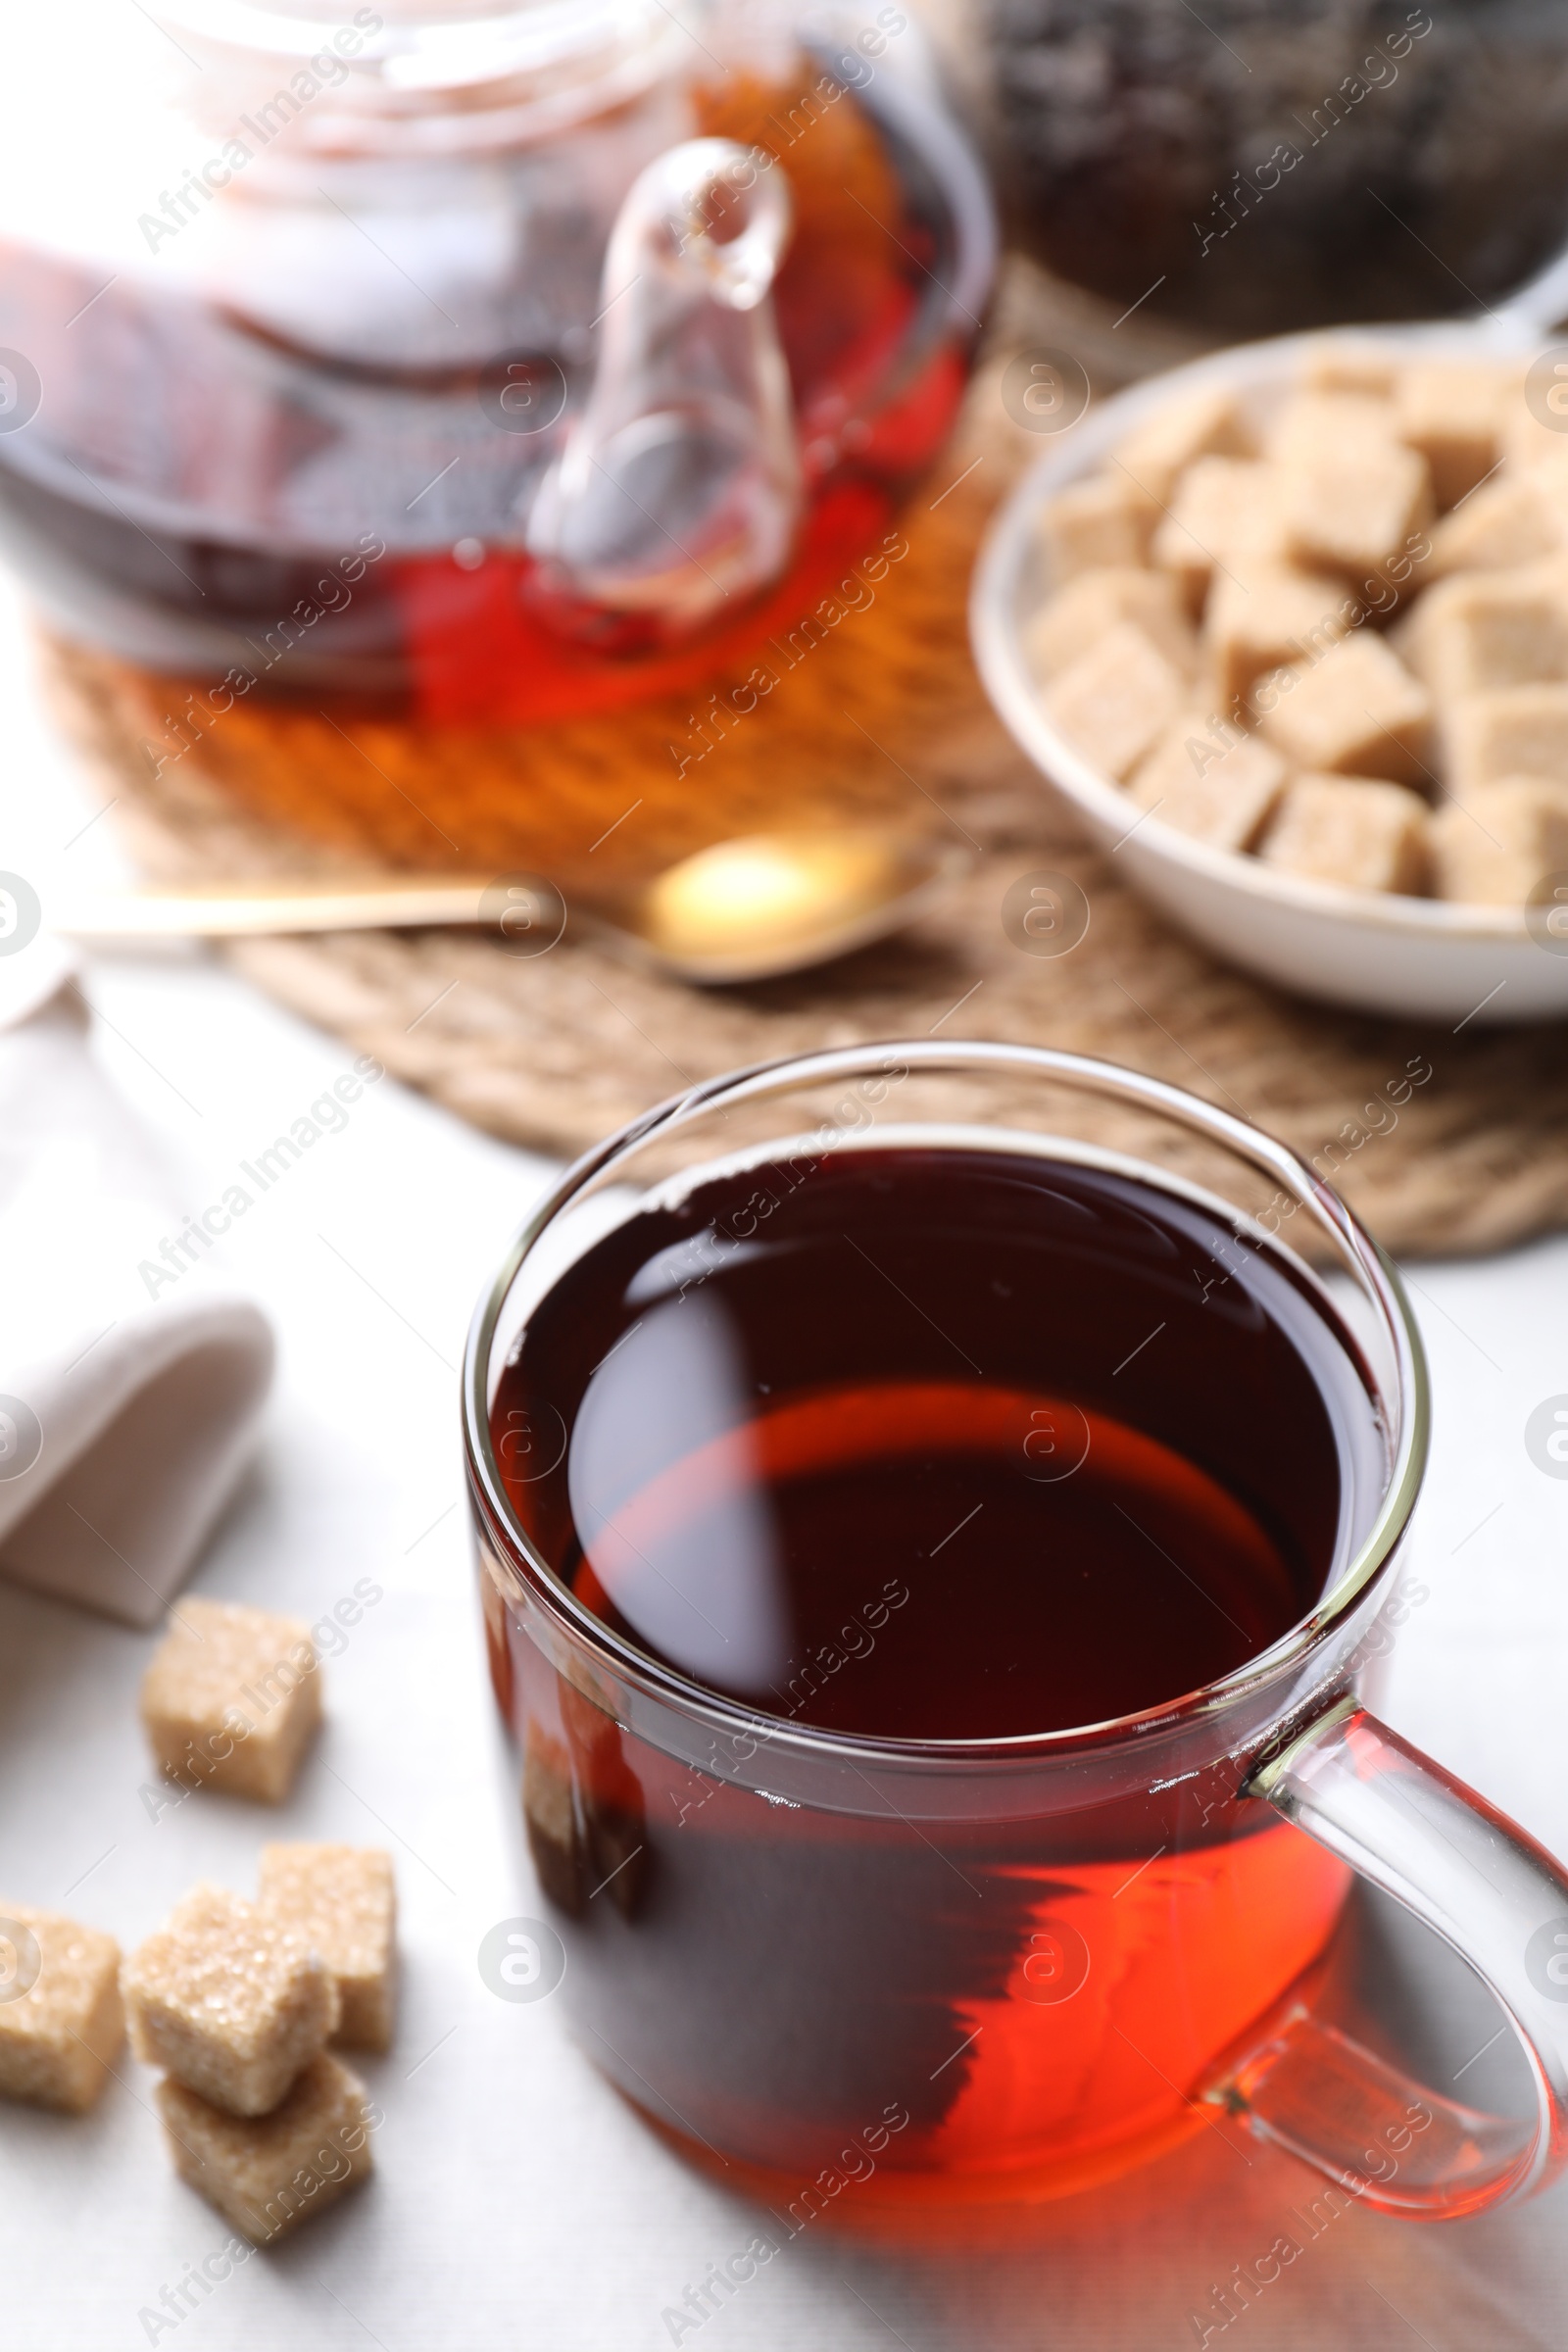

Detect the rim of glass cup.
[{"left": 463, "top": 1040, "right": 1431, "bottom": 1763}]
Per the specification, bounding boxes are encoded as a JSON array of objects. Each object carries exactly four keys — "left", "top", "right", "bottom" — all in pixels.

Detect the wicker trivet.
[{"left": 37, "top": 293, "right": 1568, "bottom": 1260}]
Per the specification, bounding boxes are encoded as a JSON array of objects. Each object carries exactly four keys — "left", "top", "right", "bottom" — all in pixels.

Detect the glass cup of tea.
[{"left": 463, "top": 1042, "right": 1568, "bottom": 2216}]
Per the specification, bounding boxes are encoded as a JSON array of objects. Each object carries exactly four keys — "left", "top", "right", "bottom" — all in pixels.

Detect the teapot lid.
[{"left": 155, "top": 0, "right": 700, "bottom": 134}]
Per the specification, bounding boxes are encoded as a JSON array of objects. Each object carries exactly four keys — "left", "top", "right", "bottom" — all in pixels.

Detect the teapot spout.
[{"left": 526, "top": 137, "right": 801, "bottom": 625}]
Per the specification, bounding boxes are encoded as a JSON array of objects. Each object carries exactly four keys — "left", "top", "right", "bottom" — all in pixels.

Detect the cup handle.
[{"left": 1200, "top": 1696, "right": 1568, "bottom": 2216}]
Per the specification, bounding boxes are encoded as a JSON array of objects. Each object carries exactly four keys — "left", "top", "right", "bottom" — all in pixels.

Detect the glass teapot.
[{"left": 0, "top": 0, "right": 993, "bottom": 856}]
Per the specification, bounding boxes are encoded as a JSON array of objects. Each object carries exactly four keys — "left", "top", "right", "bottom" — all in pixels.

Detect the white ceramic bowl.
[{"left": 970, "top": 317, "right": 1568, "bottom": 1024}]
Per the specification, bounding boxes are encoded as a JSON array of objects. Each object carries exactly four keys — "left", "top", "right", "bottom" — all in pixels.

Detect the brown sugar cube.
[
  {"left": 0, "top": 1906, "right": 123, "bottom": 2113},
  {"left": 1151, "top": 458, "right": 1287, "bottom": 611},
  {"left": 1282, "top": 438, "right": 1433, "bottom": 582},
  {"left": 141, "top": 1597, "right": 321, "bottom": 1805},
  {"left": 1499, "top": 394, "right": 1568, "bottom": 478},
  {"left": 124, "top": 1884, "right": 339, "bottom": 2118},
  {"left": 1035, "top": 473, "right": 1155, "bottom": 580},
  {"left": 258, "top": 1845, "right": 396, "bottom": 2054},
  {"left": 158, "top": 2051, "right": 374, "bottom": 2246},
  {"left": 1260, "top": 775, "right": 1431, "bottom": 895},
  {"left": 1398, "top": 572, "right": 1568, "bottom": 698},
  {"left": 522, "top": 1723, "right": 584, "bottom": 1915},
  {"left": 1255, "top": 631, "right": 1432, "bottom": 783},
  {"left": 1023, "top": 565, "right": 1198, "bottom": 682},
  {"left": 1394, "top": 361, "right": 1509, "bottom": 508},
  {"left": 1204, "top": 565, "right": 1353, "bottom": 709},
  {"left": 1112, "top": 386, "right": 1251, "bottom": 506},
  {"left": 1430, "top": 778, "right": 1568, "bottom": 904},
  {"left": 1127, "top": 717, "right": 1288, "bottom": 852},
  {"left": 1043, "top": 620, "right": 1188, "bottom": 779},
  {"left": 1300, "top": 344, "right": 1398, "bottom": 396},
  {"left": 1445, "top": 685, "right": 1568, "bottom": 795},
  {"left": 1263, "top": 390, "right": 1398, "bottom": 467},
  {"left": 1427, "top": 475, "right": 1565, "bottom": 577}
]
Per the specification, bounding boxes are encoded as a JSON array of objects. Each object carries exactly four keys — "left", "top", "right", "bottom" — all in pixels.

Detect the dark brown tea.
[
  {"left": 480, "top": 1141, "right": 1383, "bottom": 2191},
  {"left": 494, "top": 1144, "right": 1382, "bottom": 1735}
]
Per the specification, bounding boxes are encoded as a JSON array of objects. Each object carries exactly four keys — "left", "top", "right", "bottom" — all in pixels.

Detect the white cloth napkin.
[{"left": 0, "top": 932, "right": 273, "bottom": 1624}]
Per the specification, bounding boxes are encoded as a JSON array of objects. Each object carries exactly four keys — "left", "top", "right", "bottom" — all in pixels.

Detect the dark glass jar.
[{"left": 983, "top": 0, "right": 1568, "bottom": 336}]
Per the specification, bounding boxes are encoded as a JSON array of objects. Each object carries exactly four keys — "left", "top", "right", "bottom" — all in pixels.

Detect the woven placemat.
[{"left": 37, "top": 292, "right": 1568, "bottom": 1259}]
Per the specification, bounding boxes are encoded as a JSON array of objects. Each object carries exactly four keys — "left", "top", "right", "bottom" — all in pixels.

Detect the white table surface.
[{"left": 3, "top": 578, "right": 1568, "bottom": 2351}]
